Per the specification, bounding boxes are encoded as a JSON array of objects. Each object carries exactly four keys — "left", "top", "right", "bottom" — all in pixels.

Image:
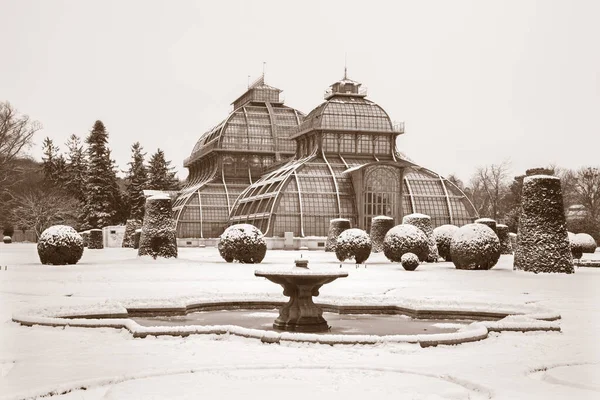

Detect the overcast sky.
[{"left": 2, "top": 0, "right": 599, "bottom": 183}]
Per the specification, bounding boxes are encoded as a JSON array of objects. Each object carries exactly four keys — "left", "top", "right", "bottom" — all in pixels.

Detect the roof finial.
[
  {"left": 263, "top": 62, "right": 266, "bottom": 81},
  {"left": 247, "top": 75, "right": 251, "bottom": 88},
  {"left": 344, "top": 53, "right": 348, "bottom": 80}
]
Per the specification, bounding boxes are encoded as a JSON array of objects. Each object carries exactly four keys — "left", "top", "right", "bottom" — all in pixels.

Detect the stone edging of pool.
[{"left": 12, "top": 297, "right": 561, "bottom": 347}]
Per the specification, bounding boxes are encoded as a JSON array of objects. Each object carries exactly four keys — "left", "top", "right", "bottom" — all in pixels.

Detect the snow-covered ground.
[{"left": 0, "top": 244, "right": 599, "bottom": 399}]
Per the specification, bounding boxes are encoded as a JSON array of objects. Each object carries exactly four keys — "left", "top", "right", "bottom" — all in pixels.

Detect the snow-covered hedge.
[
  {"left": 370, "top": 216, "right": 394, "bottom": 253},
  {"left": 568, "top": 232, "right": 583, "bottom": 260},
  {"left": 402, "top": 213, "right": 439, "bottom": 262},
  {"left": 335, "top": 228, "right": 372, "bottom": 264},
  {"left": 218, "top": 224, "right": 266, "bottom": 264},
  {"left": 514, "top": 175, "right": 573, "bottom": 274},
  {"left": 432, "top": 224, "right": 459, "bottom": 261},
  {"left": 400, "top": 252, "right": 419, "bottom": 271},
  {"left": 133, "top": 229, "right": 142, "bottom": 250},
  {"left": 575, "top": 233, "right": 597, "bottom": 253},
  {"left": 382, "top": 224, "right": 429, "bottom": 262},
  {"left": 475, "top": 218, "right": 498, "bottom": 235},
  {"left": 3, "top": 236, "right": 11, "bottom": 244},
  {"left": 88, "top": 229, "right": 103, "bottom": 249},
  {"left": 496, "top": 224, "right": 513, "bottom": 254},
  {"left": 450, "top": 223, "right": 500, "bottom": 270},
  {"left": 122, "top": 219, "right": 142, "bottom": 248},
  {"left": 325, "top": 218, "right": 350, "bottom": 252},
  {"left": 138, "top": 195, "right": 177, "bottom": 259},
  {"left": 37, "top": 225, "right": 84, "bottom": 265}
]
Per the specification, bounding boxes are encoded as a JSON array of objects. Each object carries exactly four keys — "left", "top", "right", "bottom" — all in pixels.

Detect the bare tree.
[
  {"left": 573, "top": 167, "right": 600, "bottom": 220},
  {"left": 467, "top": 161, "right": 512, "bottom": 220},
  {"left": 0, "top": 102, "right": 42, "bottom": 196},
  {"left": 10, "top": 189, "right": 79, "bottom": 238}
]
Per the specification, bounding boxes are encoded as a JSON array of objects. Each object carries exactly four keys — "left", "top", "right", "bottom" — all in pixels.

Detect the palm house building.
[{"left": 174, "top": 74, "right": 478, "bottom": 246}]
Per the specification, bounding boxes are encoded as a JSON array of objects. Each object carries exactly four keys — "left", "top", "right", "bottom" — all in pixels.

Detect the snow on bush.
[
  {"left": 325, "top": 218, "right": 350, "bottom": 252},
  {"left": 402, "top": 213, "right": 439, "bottom": 262},
  {"left": 138, "top": 195, "right": 178, "bottom": 259},
  {"left": 514, "top": 175, "right": 573, "bottom": 274},
  {"left": 575, "top": 233, "right": 597, "bottom": 253},
  {"left": 568, "top": 232, "right": 583, "bottom": 260},
  {"left": 37, "top": 225, "right": 84, "bottom": 265},
  {"left": 433, "top": 224, "right": 459, "bottom": 261},
  {"left": 496, "top": 224, "right": 513, "bottom": 254},
  {"left": 335, "top": 228, "right": 372, "bottom": 264},
  {"left": 122, "top": 219, "right": 142, "bottom": 248},
  {"left": 475, "top": 218, "right": 498, "bottom": 235},
  {"left": 79, "top": 230, "right": 90, "bottom": 247},
  {"left": 400, "top": 252, "right": 419, "bottom": 271},
  {"left": 370, "top": 216, "right": 394, "bottom": 253},
  {"left": 383, "top": 224, "right": 429, "bottom": 262},
  {"left": 133, "top": 229, "right": 142, "bottom": 250},
  {"left": 88, "top": 229, "right": 103, "bottom": 249},
  {"left": 218, "top": 224, "right": 266, "bottom": 264},
  {"left": 450, "top": 223, "right": 500, "bottom": 270},
  {"left": 3, "top": 236, "right": 11, "bottom": 244}
]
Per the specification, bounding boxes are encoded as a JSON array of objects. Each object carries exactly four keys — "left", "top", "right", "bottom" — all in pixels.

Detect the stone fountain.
[{"left": 255, "top": 258, "right": 348, "bottom": 332}]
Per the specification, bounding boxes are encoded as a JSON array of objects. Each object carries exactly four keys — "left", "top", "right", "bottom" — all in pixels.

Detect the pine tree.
[
  {"left": 147, "top": 148, "right": 180, "bottom": 191},
  {"left": 41, "top": 137, "right": 66, "bottom": 187},
  {"left": 81, "top": 121, "right": 122, "bottom": 229},
  {"left": 64, "top": 134, "right": 88, "bottom": 203},
  {"left": 124, "top": 142, "right": 148, "bottom": 220}
]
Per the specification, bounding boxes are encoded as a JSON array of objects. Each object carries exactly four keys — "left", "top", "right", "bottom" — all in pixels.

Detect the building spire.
[{"left": 344, "top": 53, "right": 348, "bottom": 80}]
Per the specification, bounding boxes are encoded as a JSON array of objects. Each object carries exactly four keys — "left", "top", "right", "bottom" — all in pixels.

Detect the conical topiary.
[
  {"left": 370, "top": 216, "right": 394, "bottom": 253},
  {"left": 513, "top": 175, "right": 573, "bottom": 274},
  {"left": 325, "top": 218, "right": 350, "bottom": 252},
  {"left": 122, "top": 219, "right": 142, "bottom": 248},
  {"left": 475, "top": 218, "right": 498, "bottom": 235},
  {"left": 88, "top": 229, "right": 103, "bottom": 249},
  {"left": 402, "top": 213, "right": 439, "bottom": 262},
  {"left": 496, "top": 224, "right": 513, "bottom": 254},
  {"left": 138, "top": 194, "right": 177, "bottom": 259}
]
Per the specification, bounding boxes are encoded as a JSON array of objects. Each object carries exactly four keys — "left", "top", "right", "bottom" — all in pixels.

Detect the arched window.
[{"left": 363, "top": 166, "right": 402, "bottom": 231}]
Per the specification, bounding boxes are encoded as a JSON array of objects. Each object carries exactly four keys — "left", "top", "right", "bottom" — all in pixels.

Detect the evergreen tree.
[
  {"left": 81, "top": 121, "right": 122, "bottom": 229},
  {"left": 41, "top": 137, "right": 66, "bottom": 187},
  {"left": 124, "top": 142, "right": 148, "bottom": 220},
  {"left": 64, "top": 134, "right": 88, "bottom": 203},
  {"left": 147, "top": 148, "right": 180, "bottom": 191}
]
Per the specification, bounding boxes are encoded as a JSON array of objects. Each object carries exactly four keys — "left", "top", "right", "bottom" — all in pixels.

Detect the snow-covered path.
[{"left": 0, "top": 244, "right": 598, "bottom": 399}]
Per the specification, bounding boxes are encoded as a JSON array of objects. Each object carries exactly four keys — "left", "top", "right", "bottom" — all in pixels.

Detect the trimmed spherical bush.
[
  {"left": 496, "top": 224, "right": 513, "bottom": 255},
  {"left": 475, "top": 218, "right": 498, "bottom": 235},
  {"left": 88, "top": 229, "right": 103, "bottom": 249},
  {"left": 218, "top": 224, "right": 267, "bottom": 263},
  {"left": 400, "top": 253, "right": 420, "bottom": 271},
  {"left": 138, "top": 195, "right": 178, "bottom": 259},
  {"left": 450, "top": 223, "right": 500, "bottom": 270},
  {"left": 575, "top": 233, "right": 597, "bottom": 253},
  {"left": 37, "top": 225, "right": 84, "bottom": 265},
  {"left": 325, "top": 219, "right": 351, "bottom": 252},
  {"left": 133, "top": 229, "right": 142, "bottom": 250},
  {"left": 513, "top": 175, "right": 573, "bottom": 274},
  {"left": 568, "top": 232, "right": 583, "bottom": 260},
  {"left": 402, "top": 213, "right": 439, "bottom": 262},
  {"left": 335, "top": 228, "right": 372, "bottom": 264},
  {"left": 122, "top": 219, "right": 142, "bottom": 248},
  {"left": 432, "top": 224, "right": 459, "bottom": 261},
  {"left": 383, "top": 224, "right": 429, "bottom": 262},
  {"left": 3, "top": 236, "right": 11, "bottom": 244},
  {"left": 370, "top": 216, "right": 394, "bottom": 253}
]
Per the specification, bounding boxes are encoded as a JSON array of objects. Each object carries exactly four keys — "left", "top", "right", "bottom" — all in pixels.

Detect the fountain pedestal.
[{"left": 255, "top": 260, "right": 348, "bottom": 333}]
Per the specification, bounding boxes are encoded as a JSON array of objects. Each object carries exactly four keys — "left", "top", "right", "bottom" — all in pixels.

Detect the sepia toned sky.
[{"left": 1, "top": 0, "right": 599, "bottom": 182}]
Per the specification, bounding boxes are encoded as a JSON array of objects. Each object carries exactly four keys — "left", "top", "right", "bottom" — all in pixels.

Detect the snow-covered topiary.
[
  {"left": 475, "top": 218, "right": 498, "bottom": 235},
  {"left": 3, "top": 236, "right": 12, "bottom": 244},
  {"left": 450, "top": 223, "right": 500, "bottom": 270},
  {"left": 432, "top": 224, "right": 459, "bottom": 261},
  {"left": 88, "top": 229, "right": 103, "bottom": 249},
  {"left": 335, "top": 228, "right": 372, "bottom": 264},
  {"left": 138, "top": 195, "right": 177, "bottom": 259},
  {"left": 122, "top": 219, "right": 142, "bottom": 248},
  {"left": 80, "top": 231, "right": 90, "bottom": 247},
  {"left": 514, "top": 175, "right": 573, "bottom": 274},
  {"left": 37, "top": 225, "right": 84, "bottom": 265},
  {"left": 568, "top": 232, "right": 583, "bottom": 260},
  {"left": 382, "top": 224, "right": 429, "bottom": 262},
  {"left": 509, "top": 232, "right": 517, "bottom": 251},
  {"left": 325, "top": 218, "right": 350, "bottom": 252},
  {"left": 575, "top": 233, "right": 597, "bottom": 253},
  {"left": 496, "top": 224, "right": 513, "bottom": 254},
  {"left": 402, "top": 213, "right": 439, "bottom": 262},
  {"left": 133, "top": 229, "right": 142, "bottom": 250},
  {"left": 370, "top": 216, "right": 394, "bottom": 253},
  {"left": 218, "top": 224, "right": 266, "bottom": 264},
  {"left": 400, "top": 252, "right": 419, "bottom": 271}
]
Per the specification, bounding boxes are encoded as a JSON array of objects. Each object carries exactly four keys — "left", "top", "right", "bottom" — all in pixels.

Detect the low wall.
[{"left": 177, "top": 236, "right": 327, "bottom": 250}]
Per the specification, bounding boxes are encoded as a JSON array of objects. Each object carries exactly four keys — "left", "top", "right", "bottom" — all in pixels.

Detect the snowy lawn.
[{"left": 0, "top": 243, "right": 599, "bottom": 399}]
